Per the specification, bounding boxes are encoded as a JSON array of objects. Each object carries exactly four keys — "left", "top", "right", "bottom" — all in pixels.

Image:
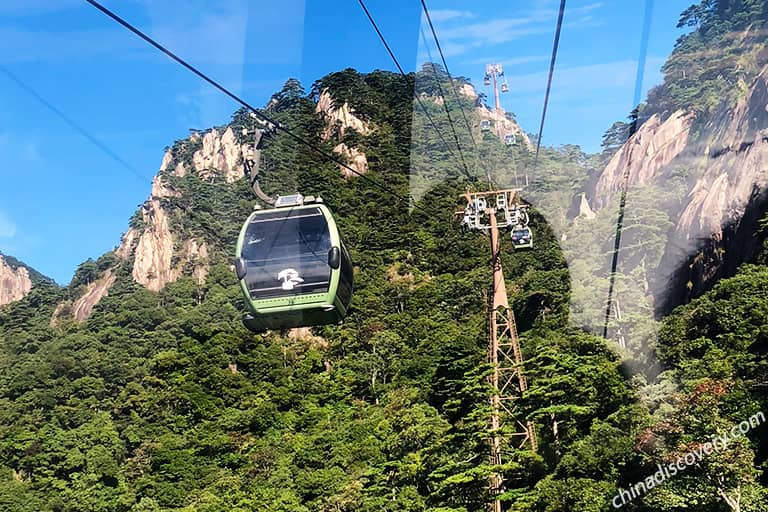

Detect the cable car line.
[
  {"left": 420, "top": 0, "right": 491, "bottom": 186},
  {"left": 355, "top": 0, "right": 474, "bottom": 182},
  {"left": 85, "top": 0, "right": 406, "bottom": 204},
  {"left": 418, "top": 25, "right": 474, "bottom": 183},
  {"left": 87, "top": 0, "right": 463, "bottom": 217},
  {"left": 85, "top": 0, "right": 459, "bottom": 334},
  {"left": 530, "top": 0, "right": 567, "bottom": 184},
  {"left": 602, "top": 0, "right": 655, "bottom": 340}
]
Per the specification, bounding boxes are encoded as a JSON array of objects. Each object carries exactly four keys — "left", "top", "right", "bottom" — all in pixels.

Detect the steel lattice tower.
[{"left": 459, "top": 189, "right": 537, "bottom": 512}]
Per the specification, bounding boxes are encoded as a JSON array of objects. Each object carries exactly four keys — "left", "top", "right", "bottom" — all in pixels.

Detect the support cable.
[
  {"left": 418, "top": 26, "right": 474, "bottom": 183},
  {"left": 602, "top": 0, "right": 655, "bottom": 339},
  {"left": 529, "top": 0, "right": 567, "bottom": 185},
  {"left": 420, "top": 0, "right": 491, "bottom": 186},
  {"left": 356, "top": 0, "right": 472, "bottom": 182},
  {"left": 86, "top": 0, "right": 407, "bottom": 203},
  {"left": 0, "top": 65, "right": 148, "bottom": 183}
]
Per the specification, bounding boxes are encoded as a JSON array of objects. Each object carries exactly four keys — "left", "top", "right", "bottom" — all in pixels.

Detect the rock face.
[
  {"left": 316, "top": 90, "right": 370, "bottom": 176},
  {"left": 63, "top": 136, "right": 224, "bottom": 322},
  {"left": 192, "top": 127, "right": 247, "bottom": 182},
  {"left": 130, "top": 199, "right": 176, "bottom": 292},
  {"left": 118, "top": 134, "right": 231, "bottom": 293},
  {"left": 333, "top": 143, "right": 369, "bottom": 176},
  {"left": 71, "top": 270, "right": 116, "bottom": 322},
  {"left": 567, "top": 192, "right": 595, "bottom": 221},
  {"left": 124, "top": 193, "right": 209, "bottom": 293},
  {"left": 675, "top": 68, "right": 768, "bottom": 241},
  {"left": 316, "top": 90, "right": 371, "bottom": 140},
  {"left": 581, "top": 64, "right": 768, "bottom": 314},
  {"left": 458, "top": 83, "right": 478, "bottom": 100},
  {"left": 50, "top": 270, "right": 117, "bottom": 325},
  {"left": 591, "top": 67, "right": 768, "bottom": 248},
  {"left": 0, "top": 255, "right": 32, "bottom": 306},
  {"left": 591, "top": 110, "right": 694, "bottom": 210}
]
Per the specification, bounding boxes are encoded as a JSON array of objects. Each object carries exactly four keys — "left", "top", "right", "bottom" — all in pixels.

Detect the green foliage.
[
  {"left": 647, "top": 0, "right": 768, "bottom": 117},
  {"left": 0, "top": 68, "right": 595, "bottom": 511},
  {"left": 646, "top": 265, "right": 768, "bottom": 511},
  {"left": 600, "top": 121, "right": 630, "bottom": 161},
  {"left": 0, "top": 32, "right": 766, "bottom": 509}
]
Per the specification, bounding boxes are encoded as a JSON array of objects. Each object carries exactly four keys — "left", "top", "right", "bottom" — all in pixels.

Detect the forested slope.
[
  {"left": 0, "top": 66, "right": 638, "bottom": 512},
  {"left": 0, "top": 2, "right": 767, "bottom": 509}
]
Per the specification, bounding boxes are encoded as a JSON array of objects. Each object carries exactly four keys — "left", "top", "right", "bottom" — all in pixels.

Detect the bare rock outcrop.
[
  {"left": 159, "top": 149, "right": 173, "bottom": 173},
  {"left": 49, "top": 124, "right": 243, "bottom": 321},
  {"left": 589, "top": 66, "right": 768, "bottom": 244},
  {"left": 458, "top": 83, "right": 478, "bottom": 100},
  {"left": 159, "top": 148, "right": 187, "bottom": 178},
  {"left": 592, "top": 110, "right": 694, "bottom": 210},
  {"left": 652, "top": 72, "right": 768, "bottom": 309},
  {"left": 316, "top": 90, "right": 371, "bottom": 140},
  {"left": 0, "top": 256, "right": 32, "bottom": 306},
  {"left": 333, "top": 143, "right": 369, "bottom": 176},
  {"left": 116, "top": 228, "right": 138, "bottom": 261},
  {"left": 131, "top": 199, "right": 176, "bottom": 292},
  {"left": 192, "top": 127, "right": 247, "bottom": 183},
  {"left": 150, "top": 175, "right": 179, "bottom": 199},
  {"left": 113, "top": 142, "right": 214, "bottom": 294},
  {"left": 128, "top": 190, "right": 210, "bottom": 292},
  {"left": 173, "top": 161, "right": 187, "bottom": 177},
  {"left": 574, "top": 64, "right": 768, "bottom": 317},
  {"left": 674, "top": 67, "right": 768, "bottom": 241},
  {"left": 72, "top": 270, "right": 116, "bottom": 321},
  {"left": 50, "top": 270, "right": 116, "bottom": 325},
  {"left": 575, "top": 192, "right": 595, "bottom": 220},
  {"left": 128, "top": 168, "right": 180, "bottom": 292},
  {"left": 316, "top": 90, "right": 371, "bottom": 176}
]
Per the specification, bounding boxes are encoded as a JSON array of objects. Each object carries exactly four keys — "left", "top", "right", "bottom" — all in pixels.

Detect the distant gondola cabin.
[
  {"left": 511, "top": 227, "right": 533, "bottom": 249},
  {"left": 235, "top": 199, "right": 353, "bottom": 332}
]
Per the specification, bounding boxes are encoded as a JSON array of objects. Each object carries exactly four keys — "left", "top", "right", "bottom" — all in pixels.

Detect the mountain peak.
[{"left": 0, "top": 252, "right": 55, "bottom": 306}]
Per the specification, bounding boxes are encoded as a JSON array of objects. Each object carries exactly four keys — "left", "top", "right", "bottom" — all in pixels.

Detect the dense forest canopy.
[{"left": 0, "top": 1, "right": 767, "bottom": 511}]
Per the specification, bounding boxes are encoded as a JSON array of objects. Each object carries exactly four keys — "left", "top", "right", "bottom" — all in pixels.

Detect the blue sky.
[{"left": 0, "top": 0, "right": 690, "bottom": 284}]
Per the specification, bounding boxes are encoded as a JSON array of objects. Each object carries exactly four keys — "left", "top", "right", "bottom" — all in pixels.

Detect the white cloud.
[
  {"left": 2, "top": 0, "right": 304, "bottom": 67},
  {"left": 141, "top": 0, "right": 305, "bottom": 66},
  {"left": 530, "top": 1, "right": 602, "bottom": 18},
  {"left": 0, "top": 212, "right": 16, "bottom": 238},
  {"left": 437, "top": 17, "right": 539, "bottom": 43},
  {"left": 426, "top": 9, "right": 475, "bottom": 22},
  {"left": 428, "top": 2, "right": 605, "bottom": 58}
]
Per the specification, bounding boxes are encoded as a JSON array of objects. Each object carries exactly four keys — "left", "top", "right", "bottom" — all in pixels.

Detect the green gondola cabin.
[{"left": 235, "top": 195, "right": 353, "bottom": 332}]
